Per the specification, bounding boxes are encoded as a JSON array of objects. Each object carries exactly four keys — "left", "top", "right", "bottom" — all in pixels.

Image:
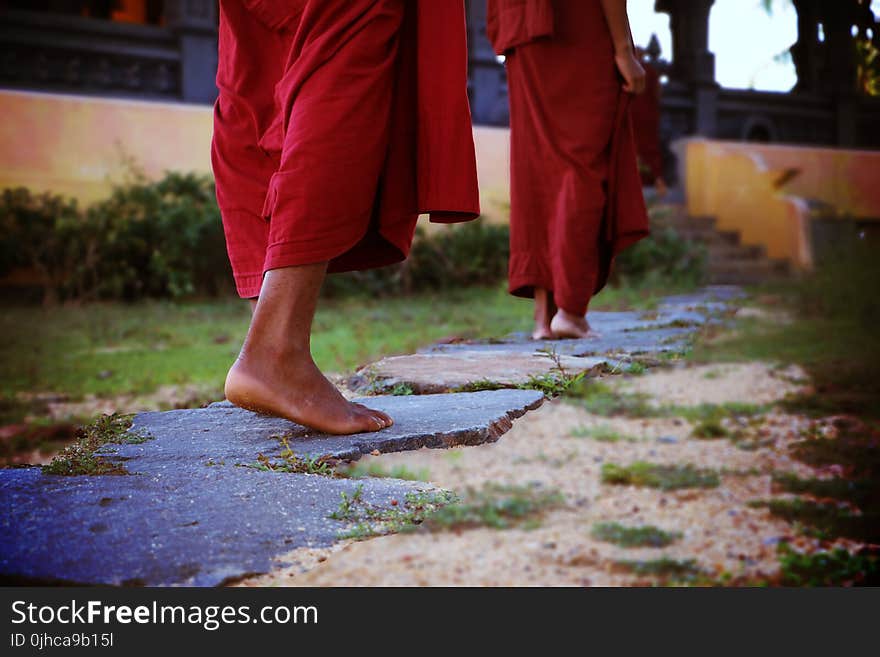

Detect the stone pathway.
[{"left": 0, "top": 286, "right": 741, "bottom": 585}]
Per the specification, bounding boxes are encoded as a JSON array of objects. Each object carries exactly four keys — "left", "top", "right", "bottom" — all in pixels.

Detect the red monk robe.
[
  {"left": 488, "top": 0, "right": 649, "bottom": 316},
  {"left": 212, "top": 0, "right": 480, "bottom": 299}
]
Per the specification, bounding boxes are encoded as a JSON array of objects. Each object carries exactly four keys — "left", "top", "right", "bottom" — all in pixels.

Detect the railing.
[{"left": 0, "top": 0, "right": 216, "bottom": 103}]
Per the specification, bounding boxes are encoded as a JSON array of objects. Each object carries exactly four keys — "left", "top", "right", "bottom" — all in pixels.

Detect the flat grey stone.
[
  {"left": 421, "top": 326, "right": 692, "bottom": 358},
  {"left": 100, "top": 389, "right": 545, "bottom": 469},
  {"left": 0, "top": 390, "right": 542, "bottom": 585},
  {"left": 0, "top": 466, "right": 427, "bottom": 586},
  {"left": 418, "top": 286, "right": 745, "bottom": 361},
  {"left": 355, "top": 351, "right": 612, "bottom": 394}
]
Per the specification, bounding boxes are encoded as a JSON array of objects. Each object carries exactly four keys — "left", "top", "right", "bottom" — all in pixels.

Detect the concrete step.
[
  {"left": 677, "top": 228, "right": 741, "bottom": 246},
  {"left": 708, "top": 258, "right": 790, "bottom": 285},
  {"left": 707, "top": 243, "right": 766, "bottom": 262}
]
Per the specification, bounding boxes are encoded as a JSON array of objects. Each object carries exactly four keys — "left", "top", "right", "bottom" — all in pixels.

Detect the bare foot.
[
  {"left": 225, "top": 351, "right": 393, "bottom": 435},
  {"left": 550, "top": 310, "right": 601, "bottom": 340},
  {"left": 532, "top": 327, "right": 555, "bottom": 340}
]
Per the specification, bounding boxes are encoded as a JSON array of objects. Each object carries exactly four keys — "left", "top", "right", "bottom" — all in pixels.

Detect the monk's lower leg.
[
  {"left": 225, "top": 264, "right": 393, "bottom": 434},
  {"left": 532, "top": 288, "right": 555, "bottom": 340}
]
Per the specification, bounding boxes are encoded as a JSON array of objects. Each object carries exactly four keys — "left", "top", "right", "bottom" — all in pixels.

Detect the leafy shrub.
[
  {"left": 1, "top": 178, "right": 705, "bottom": 304},
  {"left": 0, "top": 174, "right": 232, "bottom": 303},
  {"left": 613, "top": 211, "right": 707, "bottom": 287},
  {"left": 81, "top": 172, "right": 232, "bottom": 301},
  {"left": 322, "top": 221, "right": 511, "bottom": 298},
  {"left": 0, "top": 188, "right": 83, "bottom": 304}
]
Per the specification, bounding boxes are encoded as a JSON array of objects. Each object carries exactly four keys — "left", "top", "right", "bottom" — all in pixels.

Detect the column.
[{"left": 165, "top": 0, "right": 217, "bottom": 104}]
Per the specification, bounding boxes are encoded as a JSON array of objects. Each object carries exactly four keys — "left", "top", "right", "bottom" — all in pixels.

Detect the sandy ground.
[{"left": 239, "top": 361, "right": 860, "bottom": 587}]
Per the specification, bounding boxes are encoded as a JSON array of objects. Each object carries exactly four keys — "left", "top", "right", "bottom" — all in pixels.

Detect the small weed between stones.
[
  {"left": 749, "top": 498, "right": 880, "bottom": 543},
  {"left": 520, "top": 347, "right": 588, "bottom": 397},
  {"left": 601, "top": 462, "right": 720, "bottom": 490},
  {"left": 329, "top": 483, "right": 564, "bottom": 539},
  {"left": 591, "top": 522, "right": 682, "bottom": 548},
  {"left": 453, "top": 379, "right": 507, "bottom": 393},
  {"left": 564, "top": 381, "right": 769, "bottom": 428},
  {"left": 613, "top": 557, "right": 708, "bottom": 585},
  {"left": 389, "top": 383, "right": 415, "bottom": 396},
  {"left": 243, "top": 435, "right": 336, "bottom": 477},
  {"left": 776, "top": 543, "right": 880, "bottom": 586},
  {"left": 330, "top": 487, "right": 457, "bottom": 539},
  {"left": 338, "top": 461, "right": 430, "bottom": 481},
  {"left": 625, "top": 362, "right": 648, "bottom": 376},
  {"left": 771, "top": 472, "right": 875, "bottom": 507},
  {"left": 570, "top": 425, "right": 638, "bottom": 443},
  {"left": 564, "top": 381, "right": 656, "bottom": 417},
  {"left": 42, "top": 413, "right": 145, "bottom": 476},
  {"left": 692, "top": 418, "right": 729, "bottom": 439}
]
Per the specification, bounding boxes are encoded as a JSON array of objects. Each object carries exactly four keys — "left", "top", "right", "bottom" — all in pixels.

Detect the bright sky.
[{"left": 628, "top": 0, "right": 880, "bottom": 92}]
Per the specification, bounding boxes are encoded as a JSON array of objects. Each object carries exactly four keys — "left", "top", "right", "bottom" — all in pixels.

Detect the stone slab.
[
  {"left": 0, "top": 389, "right": 543, "bottom": 585},
  {"left": 0, "top": 466, "right": 427, "bottom": 586},
  {"left": 100, "top": 389, "right": 545, "bottom": 470},
  {"left": 355, "top": 352, "right": 612, "bottom": 394},
  {"left": 417, "top": 286, "right": 744, "bottom": 361},
  {"left": 420, "top": 326, "right": 692, "bottom": 358}
]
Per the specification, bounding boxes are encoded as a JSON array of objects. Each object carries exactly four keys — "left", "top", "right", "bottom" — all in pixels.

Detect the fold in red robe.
[
  {"left": 212, "top": 0, "right": 480, "bottom": 298},
  {"left": 488, "top": 0, "right": 649, "bottom": 315}
]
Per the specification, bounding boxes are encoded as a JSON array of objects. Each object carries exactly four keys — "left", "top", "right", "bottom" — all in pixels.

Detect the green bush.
[
  {"left": 83, "top": 172, "right": 231, "bottom": 300},
  {"left": 0, "top": 188, "right": 83, "bottom": 304},
  {"left": 612, "top": 208, "right": 707, "bottom": 286},
  {"left": 1, "top": 179, "right": 704, "bottom": 303},
  {"left": 322, "top": 221, "right": 511, "bottom": 298},
  {"left": 0, "top": 174, "right": 232, "bottom": 303}
]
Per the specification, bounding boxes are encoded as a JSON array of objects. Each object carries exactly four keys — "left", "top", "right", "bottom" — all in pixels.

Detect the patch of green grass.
[
  {"left": 772, "top": 472, "right": 875, "bottom": 508},
  {"left": 564, "top": 379, "right": 765, "bottom": 424},
  {"left": 0, "top": 288, "right": 526, "bottom": 414},
  {"left": 691, "top": 246, "right": 880, "bottom": 420},
  {"left": 692, "top": 418, "right": 729, "bottom": 439},
  {"left": 338, "top": 461, "right": 430, "bottom": 482},
  {"left": 421, "top": 484, "right": 564, "bottom": 531},
  {"left": 329, "top": 483, "right": 563, "bottom": 539},
  {"left": 777, "top": 543, "right": 880, "bottom": 587},
  {"left": 329, "top": 485, "right": 367, "bottom": 521},
  {"left": 453, "top": 379, "right": 507, "bottom": 393},
  {"left": 750, "top": 498, "right": 880, "bottom": 544},
  {"left": 570, "top": 425, "right": 637, "bottom": 443},
  {"left": 564, "top": 380, "right": 657, "bottom": 417},
  {"left": 0, "top": 281, "right": 696, "bottom": 420},
  {"left": 333, "top": 488, "right": 457, "bottom": 538},
  {"left": 591, "top": 522, "right": 682, "bottom": 548},
  {"left": 388, "top": 383, "right": 415, "bottom": 396},
  {"left": 614, "top": 557, "right": 708, "bottom": 584},
  {"left": 41, "top": 413, "right": 144, "bottom": 476},
  {"left": 625, "top": 361, "right": 648, "bottom": 376},
  {"left": 519, "top": 372, "right": 586, "bottom": 397},
  {"left": 673, "top": 402, "right": 767, "bottom": 423},
  {"left": 243, "top": 435, "right": 335, "bottom": 477},
  {"left": 517, "top": 347, "right": 588, "bottom": 397},
  {"left": 789, "top": 427, "right": 880, "bottom": 478},
  {"left": 601, "top": 462, "right": 720, "bottom": 490}
]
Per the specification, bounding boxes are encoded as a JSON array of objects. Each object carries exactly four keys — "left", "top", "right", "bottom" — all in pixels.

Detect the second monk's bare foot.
[
  {"left": 532, "top": 324, "right": 555, "bottom": 341},
  {"left": 225, "top": 352, "right": 393, "bottom": 435},
  {"left": 550, "top": 310, "right": 601, "bottom": 340}
]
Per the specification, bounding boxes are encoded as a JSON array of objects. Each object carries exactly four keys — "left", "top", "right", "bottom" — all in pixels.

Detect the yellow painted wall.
[
  {"left": 0, "top": 90, "right": 214, "bottom": 206},
  {"left": 0, "top": 89, "right": 513, "bottom": 223},
  {"left": 678, "top": 138, "right": 880, "bottom": 269}
]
